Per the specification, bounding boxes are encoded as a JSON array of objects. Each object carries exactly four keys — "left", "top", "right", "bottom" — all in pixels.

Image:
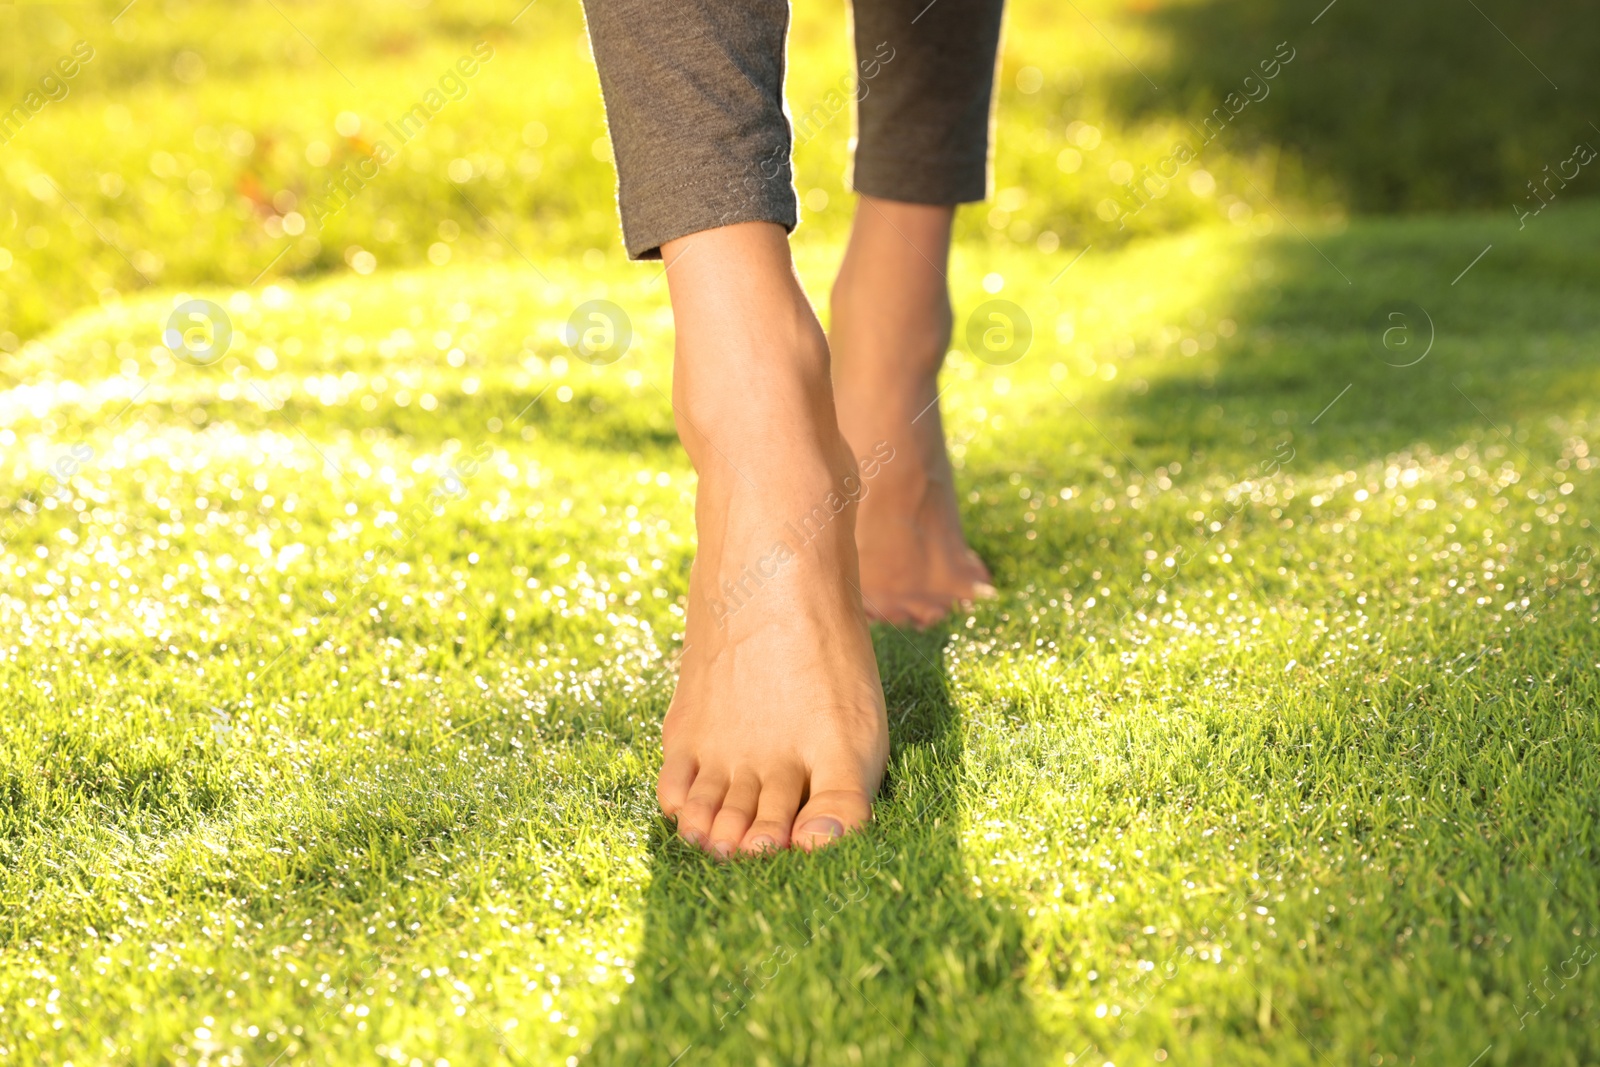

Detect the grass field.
[{"left": 4, "top": 1, "right": 1600, "bottom": 1066}]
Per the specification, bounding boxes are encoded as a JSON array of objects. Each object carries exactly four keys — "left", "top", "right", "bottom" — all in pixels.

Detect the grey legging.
[{"left": 581, "top": 0, "right": 1007, "bottom": 259}]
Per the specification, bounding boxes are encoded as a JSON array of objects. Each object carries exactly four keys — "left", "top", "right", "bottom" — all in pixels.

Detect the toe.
[
  {"left": 791, "top": 781, "right": 875, "bottom": 852},
  {"left": 708, "top": 775, "right": 760, "bottom": 858},
  {"left": 676, "top": 769, "right": 728, "bottom": 850},
  {"left": 856, "top": 589, "right": 902, "bottom": 624},
  {"left": 657, "top": 751, "right": 698, "bottom": 816},
  {"left": 903, "top": 595, "right": 951, "bottom": 629},
  {"left": 958, "top": 562, "right": 997, "bottom": 601},
  {"left": 963, "top": 549, "right": 994, "bottom": 586},
  {"left": 861, "top": 591, "right": 925, "bottom": 627},
  {"left": 958, "top": 568, "right": 997, "bottom": 603},
  {"left": 738, "top": 767, "right": 806, "bottom": 854}
]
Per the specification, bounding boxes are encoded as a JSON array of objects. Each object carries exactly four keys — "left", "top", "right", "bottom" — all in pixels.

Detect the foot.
[
  {"left": 830, "top": 196, "right": 994, "bottom": 628},
  {"left": 655, "top": 223, "right": 889, "bottom": 856}
]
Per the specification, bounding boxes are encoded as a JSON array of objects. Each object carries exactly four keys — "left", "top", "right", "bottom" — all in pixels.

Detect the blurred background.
[{"left": 3, "top": 0, "right": 1596, "bottom": 346}]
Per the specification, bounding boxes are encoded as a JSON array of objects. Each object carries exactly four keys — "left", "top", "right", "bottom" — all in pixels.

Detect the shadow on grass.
[
  {"left": 1104, "top": 0, "right": 1599, "bottom": 213},
  {"left": 962, "top": 205, "right": 1600, "bottom": 1063},
  {"left": 1097, "top": 203, "right": 1600, "bottom": 476},
  {"left": 586, "top": 624, "right": 1044, "bottom": 1066}
]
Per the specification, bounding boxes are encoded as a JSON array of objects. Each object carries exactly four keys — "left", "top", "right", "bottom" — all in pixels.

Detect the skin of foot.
[
  {"left": 829, "top": 195, "right": 995, "bottom": 629},
  {"left": 657, "top": 222, "right": 890, "bottom": 856}
]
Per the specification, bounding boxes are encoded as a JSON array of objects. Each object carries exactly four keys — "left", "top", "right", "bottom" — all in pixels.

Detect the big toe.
[
  {"left": 954, "top": 551, "right": 996, "bottom": 599},
  {"left": 958, "top": 576, "right": 997, "bottom": 604},
  {"left": 791, "top": 786, "right": 875, "bottom": 851}
]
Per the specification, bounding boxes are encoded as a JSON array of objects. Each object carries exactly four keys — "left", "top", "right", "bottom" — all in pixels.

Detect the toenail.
[
  {"left": 682, "top": 829, "right": 706, "bottom": 848},
  {"left": 797, "top": 817, "right": 843, "bottom": 841},
  {"left": 711, "top": 840, "right": 735, "bottom": 859},
  {"left": 974, "top": 582, "right": 998, "bottom": 599},
  {"left": 747, "top": 835, "right": 777, "bottom": 853}
]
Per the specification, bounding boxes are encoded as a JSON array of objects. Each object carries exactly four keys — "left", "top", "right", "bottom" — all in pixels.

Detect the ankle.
[
  {"left": 831, "top": 198, "right": 952, "bottom": 325},
  {"left": 672, "top": 318, "right": 858, "bottom": 500},
  {"left": 674, "top": 319, "right": 832, "bottom": 434},
  {"left": 829, "top": 272, "right": 952, "bottom": 389},
  {"left": 662, "top": 221, "right": 820, "bottom": 363},
  {"left": 831, "top": 311, "right": 949, "bottom": 383},
  {"left": 659, "top": 222, "right": 845, "bottom": 460},
  {"left": 694, "top": 421, "right": 859, "bottom": 525}
]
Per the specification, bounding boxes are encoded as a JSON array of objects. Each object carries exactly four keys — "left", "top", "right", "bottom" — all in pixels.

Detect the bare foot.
[
  {"left": 656, "top": 223, "right": 889, "bottom": 856},
  {"left": 830, "top": 196, "right": 994, "bottom": 628}
]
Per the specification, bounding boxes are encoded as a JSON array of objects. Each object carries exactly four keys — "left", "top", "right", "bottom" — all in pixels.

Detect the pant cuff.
[
  {"left": 849, "top": 151, "right": 991, "bottom": 206},
  {"left": 618, "top": 167, "right": 799, "bottom": 260}
]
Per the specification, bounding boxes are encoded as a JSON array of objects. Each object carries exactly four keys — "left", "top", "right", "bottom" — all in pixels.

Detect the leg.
[
  {"left": 581, "top": 0, "right": 888, "bottom": 853},
  {"left": 831, "top": 0, "right": 1007, "bottom": 625},
  {"left": 657, "top": 224, "right": 888, "bottom": 856},
  {"left": 831, "top": 198, "right": 995, "bottom": 626}
]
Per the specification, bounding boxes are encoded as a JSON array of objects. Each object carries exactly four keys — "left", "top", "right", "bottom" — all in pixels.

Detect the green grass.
[
  {"left": 4, "top": 200, "right": 1599, "bottom": 1064},
  {"left": 4, "top": 1, "right": 1600, "bottom": 1064}
]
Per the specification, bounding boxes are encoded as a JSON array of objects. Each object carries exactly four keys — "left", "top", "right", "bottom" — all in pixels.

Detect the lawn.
[{"left": 3, "top": 2, "right": 1600, "bottom": 1066}]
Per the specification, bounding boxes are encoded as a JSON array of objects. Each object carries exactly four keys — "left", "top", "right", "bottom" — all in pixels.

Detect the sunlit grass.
[{"left": 4, "top": 197, "right": 1600, "bottom": 1063}]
